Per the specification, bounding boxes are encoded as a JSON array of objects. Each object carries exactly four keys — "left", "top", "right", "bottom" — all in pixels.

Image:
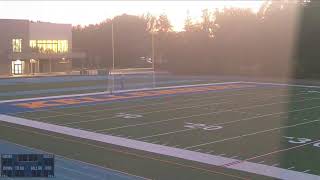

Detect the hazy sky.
[{"left": 0, "top": 1, "right": 264, "bottom": 31}]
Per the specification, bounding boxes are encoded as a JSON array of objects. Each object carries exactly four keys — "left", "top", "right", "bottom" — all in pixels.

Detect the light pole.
[
  {"left": 152, "top": 32, "right": 155, "bottom": 71},
  {"left": 111, "top": 20, "right": 115, "bottom": 93},
  {"left": 112, "top": 20, "right": 115, "bottom": 71},
  {"left": 151, "top": 31, "right": 156, "bottom": 88}
]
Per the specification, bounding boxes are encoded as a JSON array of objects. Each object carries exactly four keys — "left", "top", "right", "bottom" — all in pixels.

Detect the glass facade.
[
  {"left": 29, "top": 40, "right": 68, "bottom": 53},
  {"left": 12, "top": 39, "right": 22, "bottom": 52}
]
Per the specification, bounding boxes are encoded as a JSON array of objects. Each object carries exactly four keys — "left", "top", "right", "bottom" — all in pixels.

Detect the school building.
[{"left": 0, "top": 19, "right": 85, "bottom": 76}]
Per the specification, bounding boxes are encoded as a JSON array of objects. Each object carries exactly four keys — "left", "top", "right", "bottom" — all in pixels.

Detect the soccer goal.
[{"left": 108, "top": 67, "right": 156, "bottom": 93}]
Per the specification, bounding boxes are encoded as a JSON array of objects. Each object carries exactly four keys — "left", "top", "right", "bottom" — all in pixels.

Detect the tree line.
[{"left": 72, "top": 0, "right": 320, "bottom": 79}]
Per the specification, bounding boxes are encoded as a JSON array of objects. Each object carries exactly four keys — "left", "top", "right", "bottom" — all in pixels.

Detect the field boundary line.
[
  {"left": 0, "top": 114, "right": 318, "bottom": 180},
  {"left": 242, "top": 81, "right": 320, "bottom": 88},
  {"left": 0, "top": 81, "right": 241, "bottom": 104}
]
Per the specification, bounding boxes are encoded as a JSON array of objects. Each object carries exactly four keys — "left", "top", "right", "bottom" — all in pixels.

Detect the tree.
[
  {"left": 155, "top": 14, "right": 172, "bottom": 33},
  {"left": 143, "top": 13, "right": 157, "bottom": 33},
  {"left": 73, "top": 14, "right": 151, "bottom": 69},
  {"left": 201, "top": 9, "right": 215, "bottom": 36},
  {"left": 184, "top": 10, "right": 193, "bottom": 32}
]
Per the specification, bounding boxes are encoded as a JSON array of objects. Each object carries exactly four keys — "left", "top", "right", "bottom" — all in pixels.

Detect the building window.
[
  {"left": 29, "top": 40, "right": 68, "bottom": 53},
  {"left": 12, "top": 39, "right": 22, "bottom": 52},
  {"left": 11, "top": 60, "right": 24, "bottom": 75}
]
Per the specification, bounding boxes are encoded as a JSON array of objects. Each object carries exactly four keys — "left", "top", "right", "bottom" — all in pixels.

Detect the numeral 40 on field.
[
  {"left": 284, "top": 136, "right": 320, "bottom": 148},
  {"left": 184, "top": 122, "right": 223, "bottom": 131}
]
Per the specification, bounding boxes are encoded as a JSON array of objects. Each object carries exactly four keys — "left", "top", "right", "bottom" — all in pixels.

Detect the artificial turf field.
[{"left": 1, "top": 80, "right": 320, "bottom": 180}]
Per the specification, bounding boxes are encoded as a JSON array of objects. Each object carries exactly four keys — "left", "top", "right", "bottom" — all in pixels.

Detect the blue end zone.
[
  {"left": 0, "top": 139, "right": 147, "bottom": 180},
  {"left": 0, "top": 82, "right": 275, "bottom": 115}
]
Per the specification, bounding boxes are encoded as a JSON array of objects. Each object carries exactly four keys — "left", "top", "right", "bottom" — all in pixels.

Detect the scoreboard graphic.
[{"left": 1, "top": 154, "right": 54, "bottom": 178}]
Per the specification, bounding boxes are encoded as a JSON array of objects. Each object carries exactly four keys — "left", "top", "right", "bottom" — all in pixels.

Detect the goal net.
[{"left": 108, "top": 68, "right": 155, "bottom": 93}]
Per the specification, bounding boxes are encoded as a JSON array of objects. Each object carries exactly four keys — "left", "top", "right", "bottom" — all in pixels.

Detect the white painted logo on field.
[
  {"left": 184, "top": 122, "right": 223, "bottom": 131},
  {"left": 284, "top": 136, "right": 320, "bottom": 148},
  {"left": 115, "top": 113, "right": 143, "bottom": 119}
]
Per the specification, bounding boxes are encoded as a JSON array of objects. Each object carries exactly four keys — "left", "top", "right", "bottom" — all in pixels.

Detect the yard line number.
[
  {"left": 115, "top": 113, "right": 143, "bottom": 119},
  {"left": 284, "top": 136, "right": 320, "bottom": 148},
  {"left": 184, "top": 122, "right": 223, "bottom": 131}
]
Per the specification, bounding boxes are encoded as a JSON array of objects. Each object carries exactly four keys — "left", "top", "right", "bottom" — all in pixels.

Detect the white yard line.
[
  {"left": 0, "top": 114, "right": 318, "bottom": 180},
  {"left": 96, "top": 95, "right": 320, "bottom": 132},
  {"left": 3, "top": 80, "right": 318, "bottom": 105},
  {"left": 62, "top": 100, "right": 232, "bottom": 126},
  {"left": 243, "top": 140, "right": 320, "bottom": 164},
  {"left": 30, "top": 88, "right": 276, "bottom": 119},
  {"left": 184, "top": 119, "right": 320, "bottom": 149},
  {"left": 8, "top": 82, "right": 265, "bottom": 116},
  {"left": 28, "top": 89, "right": 305, "bottom": 120},
  {"left": 137, "top": 129, "right": 192, "bottom": 140},
  {"left": 0, "top": 81, "right": 241, "bottom": 104},
  {"left": 46, "top": 90, "right": 306, "bottom": 126},
  {"left": 135, "top": 104, "right": 320, "bottom": 140}
]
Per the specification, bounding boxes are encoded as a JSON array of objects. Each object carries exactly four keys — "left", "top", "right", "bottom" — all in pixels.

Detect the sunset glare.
[{"left": 0, "top": 1, "right": 265, "bottom": 31}]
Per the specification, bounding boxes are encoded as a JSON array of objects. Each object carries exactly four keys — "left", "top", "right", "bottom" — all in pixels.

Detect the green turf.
[
  {"left": 0, "top": 79, "right": 219, "bottom": 100},
  {"left": 2, "top": 84, "right": 320, "bottom": 179}
]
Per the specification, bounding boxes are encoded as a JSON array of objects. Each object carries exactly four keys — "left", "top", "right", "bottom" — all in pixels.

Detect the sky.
[{"left": 0, "top": 1, "right": 265, "bottom": 31}]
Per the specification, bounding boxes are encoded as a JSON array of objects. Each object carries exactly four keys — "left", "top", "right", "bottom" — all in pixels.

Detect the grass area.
[{"left": 1, "top": 82, "right": 320, "bottom": 179}]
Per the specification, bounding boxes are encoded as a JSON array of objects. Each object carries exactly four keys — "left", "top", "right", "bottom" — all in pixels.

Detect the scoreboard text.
[{"left": 1, "top": 154, "right": 54, "bottom": 178}]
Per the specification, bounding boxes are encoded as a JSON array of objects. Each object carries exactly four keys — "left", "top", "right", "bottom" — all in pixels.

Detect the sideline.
[{"left": 0, "top": 114, "right": 319, "bottom": 180}]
